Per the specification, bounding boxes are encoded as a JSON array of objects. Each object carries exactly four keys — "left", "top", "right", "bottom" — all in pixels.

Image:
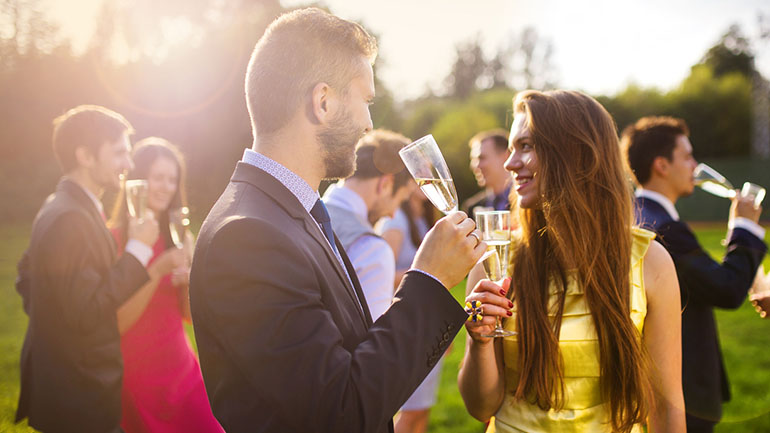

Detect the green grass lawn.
[{"left": 1, "top": 222, "right": 770, "bottom": 432}]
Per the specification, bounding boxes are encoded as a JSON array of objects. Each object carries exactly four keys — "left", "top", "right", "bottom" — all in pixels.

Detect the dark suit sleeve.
[
  {"left": 658, "top": 222, "right": 767, "bottom": 309},
  {"left": 39, "top": 211, "right": 149, "bottom": 332},
  {"left": 195, "top": 218, "right": 467, "bottom": 432},
  {"left": 16, "top": 250, "right": 31, "bottom": 314}
]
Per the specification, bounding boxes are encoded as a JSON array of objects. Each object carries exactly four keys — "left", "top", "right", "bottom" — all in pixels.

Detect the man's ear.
[
  {"left": 74, "top": 146, "right": 95, "bottom": 169},
  {"left": 651, "top": 155, "right": 669, "bottom": 178},
  {"left": 377, "top": 174, "right": 394, "bottom": 195},
  {"left": 310, "top": 82, "right": 336, "bottom": 125}
]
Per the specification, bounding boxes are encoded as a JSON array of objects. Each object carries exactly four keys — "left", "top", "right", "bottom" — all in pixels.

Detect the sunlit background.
[
  {"left": 2, "top": 0, "right": 769, "bottom": 219},
  {"left": 2, "top": 1, "right": 770, "bottom": 432}
]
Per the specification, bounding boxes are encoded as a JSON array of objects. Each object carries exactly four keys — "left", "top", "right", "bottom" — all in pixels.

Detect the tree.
[
  {"left": 444, "top": 36, "right": 488, "bottom": 100},
  {"left": 700, "top": 24, "right": 754, "bottom": 78},
  {"left": 442, "top": 27, "right": 556, "bottom": 99}
]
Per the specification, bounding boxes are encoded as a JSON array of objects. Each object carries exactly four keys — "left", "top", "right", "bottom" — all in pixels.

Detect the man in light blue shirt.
[{"left": 324, "top": 129, "right": 416, "bottom": 321}]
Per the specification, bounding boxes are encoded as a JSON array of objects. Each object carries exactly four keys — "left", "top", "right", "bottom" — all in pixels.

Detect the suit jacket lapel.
[
  {"left": 335, "top": 236, "right": 372, "bottom": 326},
  {"left": 231, "top": 163, "right": 368, "bottom": 326},
  {"left": 59, "top": 179, "right": 117, "bottom": 262}
]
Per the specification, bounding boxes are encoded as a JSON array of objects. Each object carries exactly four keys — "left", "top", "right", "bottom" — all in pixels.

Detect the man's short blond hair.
[{"left": 245, "top": 8, "right": 378, "bottom": 136}]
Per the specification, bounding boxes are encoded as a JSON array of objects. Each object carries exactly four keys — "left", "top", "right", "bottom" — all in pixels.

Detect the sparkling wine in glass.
[
  {"left": 476, "top": 210, "right": 515, "bottom": 338},
  {"left": 125, "top": 180, "right": 149, "bottom": 221},
  {"left": 168, "top": 206, "right": 190, "bottom": 249},
  {"left": 693, "top": 163, "right": 736, "bottom": 199},
  {"left": 399, "top": 135, "right": 458, "bottom": 214}
]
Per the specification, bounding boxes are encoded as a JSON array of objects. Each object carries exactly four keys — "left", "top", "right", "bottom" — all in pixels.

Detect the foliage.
[
  {"left": 596, "top": 65, "right": 752, "bottom": 160},
  {"left": 441, "top": 27, "right": 555, "bottom": 100},
  {"left": 700, "top": 24, "right": 754, "bottom": 78},
  {"left": 671, "top": 66, "right": 752, "bottom": 158},
  {"left": 0, "top": 0, "right": 283, "bottom": 223},
  {"left": 386, "top": 89, "right": 514, "bottom": 202}
]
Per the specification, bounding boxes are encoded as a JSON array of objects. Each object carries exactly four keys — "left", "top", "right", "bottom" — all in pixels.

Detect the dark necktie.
[{"left": 310, "top": 199, "right": 340, "bottom": 256}]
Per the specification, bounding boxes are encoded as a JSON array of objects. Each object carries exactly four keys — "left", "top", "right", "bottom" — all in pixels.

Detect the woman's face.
[
  {"left": 145, "top": 156, "right": 179, "bottom": 213},
  {"left": 504, "top": 111, "right": 540, "bottom": 209}
]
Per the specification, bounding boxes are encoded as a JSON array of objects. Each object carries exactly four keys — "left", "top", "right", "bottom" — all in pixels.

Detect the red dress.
[{"left": 116, "top": 234, "right": 223, "bottom": 433}]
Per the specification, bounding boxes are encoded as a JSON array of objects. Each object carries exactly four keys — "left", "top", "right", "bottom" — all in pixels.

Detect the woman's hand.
[
  {"left": 464, "top": 278, "right": 513, "bottom": 345},
  {"left": 148, "top": 247, "right": 185, "bottom": 280},
  {"left": 171, "top": 265, "right": 190, "bottom": 287}
]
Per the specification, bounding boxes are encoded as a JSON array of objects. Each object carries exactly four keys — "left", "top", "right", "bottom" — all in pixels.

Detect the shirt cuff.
[
  {"left": 729, "top": 217, "right": 766, "bottom": 241},
  {"left": 407, "top": 268, "right": 446, "bottom": 289},
  {"left": 125, "top": 239, "right": 154, "bottom": 267}
]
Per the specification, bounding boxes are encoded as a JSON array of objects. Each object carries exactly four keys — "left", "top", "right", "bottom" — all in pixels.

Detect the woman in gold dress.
[{"left": 458, "top": 90, "right": 686, "bottom": 432}]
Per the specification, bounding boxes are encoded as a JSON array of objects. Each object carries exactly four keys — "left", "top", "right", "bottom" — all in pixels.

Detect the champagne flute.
[
  {"left": 125, "top": 180, "right": 149, "bottom": 221},
  {"left": 398, "top": 134, "right": 458, "bottom": 214},
  {"left": 740, "top": 182, "right": 766, "bottom": 209},
  {"left": 168, "top": 206, "right": 190, "bottom": 249},
  {"left": 693, "top": 163, "right": 736, "bottom": 199},
  {"left": 476, "top": 210, "right": 515, "bottom": 338}
]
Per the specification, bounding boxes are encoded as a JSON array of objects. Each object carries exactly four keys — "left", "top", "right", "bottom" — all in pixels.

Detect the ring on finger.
[
  {"left": 469, "top": 231, "right": 481, "bottom": 247},
  {"left": 465, "top": 300, "right": 483, "bottom": 322}
]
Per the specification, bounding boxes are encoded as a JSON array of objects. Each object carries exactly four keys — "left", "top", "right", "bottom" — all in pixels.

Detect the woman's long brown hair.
[
  {"left": 108, "top": 137, "right": 188, "bottom": 249},
  {"left": 510, "top": 90, "right": 652, "bottom": 432}
]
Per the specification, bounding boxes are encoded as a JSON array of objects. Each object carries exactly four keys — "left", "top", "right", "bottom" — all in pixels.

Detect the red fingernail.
[
  {"left": 507, "top": 311, "right": 513, "bottom": 316},
  {"left": 508, "top": 301, "right": 513, "bottom": 308},
  {"left": 500, "top": 289, "right": 506, "bottom": 296}
]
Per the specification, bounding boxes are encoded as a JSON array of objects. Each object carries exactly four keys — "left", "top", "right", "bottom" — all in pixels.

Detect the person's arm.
[
  {"left": 658, "top": 220, "right": 766, "bottom": 309},
  {"left": 42, "top": 212, "right": 150, "bottom": 332},
  {"left": 457, "top": 264, "right": 508, "bottom": 421},
  {"left": 380, "top": 228, "right": 407, "bottom": 289},
  {"left": 16, "top": 250, "right": 32, "bottom": 314},
  {"left": 642, "top": 240, "right": 686, "bottom": 432},
  {"left": 192, "top": 213, "right": 480, "bottom": 432},
  {"left": 117, "top": 247, "right": 185, "bottom": 333}
]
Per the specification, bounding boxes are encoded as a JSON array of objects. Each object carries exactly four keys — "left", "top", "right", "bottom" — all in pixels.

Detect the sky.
[{"left": 39, "top": 0, "right": 770, "bottom": 101}]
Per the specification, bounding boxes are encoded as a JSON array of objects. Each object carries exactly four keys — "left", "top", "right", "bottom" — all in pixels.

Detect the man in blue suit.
[{"left": 621, "top": 116, "right": 767, "bottom": 432}]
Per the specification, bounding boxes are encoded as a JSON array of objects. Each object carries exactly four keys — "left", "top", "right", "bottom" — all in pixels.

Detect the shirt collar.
[
  {"left": 635, "top": 188, "right": 679, "bottom": 221},
  {"left": 65, "top": 176, "right": 104, "bottom": 216},
  {"left": 322, "top": 183, "right": 370, "bottom": 226},
  {"left": 242, "top": 148, "right": 318, "bottom": 213}
]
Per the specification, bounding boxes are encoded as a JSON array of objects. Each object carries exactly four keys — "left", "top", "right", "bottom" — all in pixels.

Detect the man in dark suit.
[
  {"left": 461, "top": 129, "right": 512, "bottom": 218},
  {"left": 621, "top": 116, "right": 767, "bottom": 432},
  {"left": 189, "top": 8, "right": 485, "bottom": 433},
  {"left": 16, "top": 105, "right": 161, "bottom": 432}
]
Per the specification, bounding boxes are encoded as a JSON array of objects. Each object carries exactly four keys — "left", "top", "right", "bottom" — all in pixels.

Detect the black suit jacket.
[
  {"left": 189, "top": 162, "right": 468, "bottom": 433},
  {"left": 15, "top": 179, "right": 149, "bottom": 433},
  {"left": 635, "top": 196, "right": 766, "bottom": 422}
]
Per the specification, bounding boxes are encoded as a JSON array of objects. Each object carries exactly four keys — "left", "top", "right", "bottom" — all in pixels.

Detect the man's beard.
[{"left": 318, "top": 106, "right": 364, "bottom": 180}]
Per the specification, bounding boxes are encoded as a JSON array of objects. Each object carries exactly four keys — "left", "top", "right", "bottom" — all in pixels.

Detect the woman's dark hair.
[{"left": 108, "top": 137, "right": 188, "bottom": 249}]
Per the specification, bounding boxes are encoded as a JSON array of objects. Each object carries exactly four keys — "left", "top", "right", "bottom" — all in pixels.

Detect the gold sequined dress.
[{"left": 487, "top": 227, "right": 655, "bottom": 433}]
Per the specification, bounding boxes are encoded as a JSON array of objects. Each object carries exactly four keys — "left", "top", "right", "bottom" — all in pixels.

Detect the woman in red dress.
[{"left": 109, "top": 137, "right": 223, "bottom": 433}]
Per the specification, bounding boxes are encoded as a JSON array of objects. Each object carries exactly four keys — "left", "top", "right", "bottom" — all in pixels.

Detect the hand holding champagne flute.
[
  {"left": 476, "top": 210, "right": 515, "bottom": 338},
  {"left": 693, "top": 163, "right": 766, "bottom": 207},
  {"left": 125, "top": 179, "right": 149, "bottom": 221}
]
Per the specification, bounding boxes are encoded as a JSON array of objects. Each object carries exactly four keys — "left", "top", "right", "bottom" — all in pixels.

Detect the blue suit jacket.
[{"left": 634, "top": 196, "right": 766, "bottom": 422}]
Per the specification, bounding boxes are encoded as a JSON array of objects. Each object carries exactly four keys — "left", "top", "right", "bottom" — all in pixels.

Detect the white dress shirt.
[
  {"left": 323, "top": 184, "right": 396, "bottom": 321},
  {"left": 635, "top": 188, "right": 766, "bottom": 240}
]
